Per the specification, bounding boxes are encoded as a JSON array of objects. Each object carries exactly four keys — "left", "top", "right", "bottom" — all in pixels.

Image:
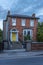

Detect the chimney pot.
[
  {"left": 7, "top": 10, "right": 10, "bottom": 15},
  {"left": 32, "top": 13, "right": 35, "bottom": 17}
]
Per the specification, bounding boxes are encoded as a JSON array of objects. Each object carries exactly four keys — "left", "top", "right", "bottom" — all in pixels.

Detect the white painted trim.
[
  {"left": 10, "top": 29, "right": 19, "bottom": 32},
  {"left": 16, "top": 33, "right": 18, "bottom": 41},
  {"left": 10, "top": 31, "right": 19, "bottom": 32},
  {"left": 29, "top": 30, "right": 33, "bottom": 39},
  {"left": 10, "top": 32, "right": 12, "bottom": 41}
]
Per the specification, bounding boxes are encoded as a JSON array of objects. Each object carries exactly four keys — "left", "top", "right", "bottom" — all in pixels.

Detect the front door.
[
  {"left": 12, "top": 32, "right": 16, "bottom": 41},
  {"left": 10, "top": 29, "right": 19, "bottom": 42}
]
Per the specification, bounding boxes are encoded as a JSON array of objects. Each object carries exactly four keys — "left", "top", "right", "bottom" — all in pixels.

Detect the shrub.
[{"left": 24, "top": 35, "right": 30, "bottom": 41}]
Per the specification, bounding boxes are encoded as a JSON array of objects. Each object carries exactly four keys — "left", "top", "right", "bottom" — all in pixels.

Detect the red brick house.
[{"left": 3, "top": 11, "right": 39, "bottom": 49}]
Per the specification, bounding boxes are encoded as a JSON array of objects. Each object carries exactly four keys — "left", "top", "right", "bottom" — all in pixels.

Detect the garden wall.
[{"left": 31, "top": 42, "right": 43, "bottom": 50}]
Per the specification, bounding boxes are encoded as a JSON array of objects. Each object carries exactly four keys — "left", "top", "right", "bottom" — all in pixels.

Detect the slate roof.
[{"left": 7, "top": 14, "right": 39, "bottom": 19}]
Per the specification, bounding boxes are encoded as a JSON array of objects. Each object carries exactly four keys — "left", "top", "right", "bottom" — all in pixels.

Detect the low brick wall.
[{"left": 31, "top": 42, "right": 43, "bottom": 50}]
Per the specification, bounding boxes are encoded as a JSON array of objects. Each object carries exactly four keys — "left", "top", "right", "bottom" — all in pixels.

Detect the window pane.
[
  {"left": 24, "top": 31, "right": 26, "bottom": 35},
  {"left": 21, "top": 19, "right": 26, "bottom": 26},
  {"left": 30, "top": 20, "right": 34, "bottom": 26},
  {"left": 27, "top": 31, "right": 30, "bottom": 35},
  {"left": 12, "top": 18, "right": 16, "bottom": 26}
]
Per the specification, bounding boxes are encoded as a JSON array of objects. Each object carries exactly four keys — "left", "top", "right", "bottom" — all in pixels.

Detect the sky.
[{"left": 0, "top": 0, "right": 43, "bottom": 30}]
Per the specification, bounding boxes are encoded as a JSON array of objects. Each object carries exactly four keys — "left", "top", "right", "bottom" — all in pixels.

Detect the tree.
[{"left": 37, "top": 22, "right": 43, "bottom": 42}]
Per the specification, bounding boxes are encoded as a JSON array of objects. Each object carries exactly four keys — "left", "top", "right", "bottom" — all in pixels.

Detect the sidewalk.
[{"left": 0, "top": 49, "right": 43, "bottom": 59}]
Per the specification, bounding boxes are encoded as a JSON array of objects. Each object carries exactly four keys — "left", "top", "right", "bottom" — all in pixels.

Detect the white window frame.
[
  {"left": 23, "top": 29, "right": 33, "bottom": 40},
  {"left": 30, "top": 20, "right": 34, "bottom": 27},
  {"left": 12, "top": 18, "right": 16, "bottom": 26},
  {"left": 21, "top": 19, "right": 26, "bottom": 26}
]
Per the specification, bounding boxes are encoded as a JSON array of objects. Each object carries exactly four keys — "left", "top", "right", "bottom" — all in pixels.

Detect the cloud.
[
  {"left": 10, "top": 0, "right": 19, "bottom": 8},
  {"left": 0, "top": 0, "right": 43, "bottom": 20},
  {"left": 0, "top": 0, "right": 19, "bottom": 10},
  {"left": 0, "top": 0, "right": 19, "bottom": 19},
  {"left": 21, "top": 6, "right": 33, "bottom": 13},
  {"left": 10, "top": 0, "right": 43, "bottom": 15},
  {"left": 0, "top": 6, "right": 8, "bottom": 20},
  {"left": 36, "top": 8, "right": 43, "bottom": 16},
  {"left": 20, "top": 4, "right": 38, "bottom": 14}
]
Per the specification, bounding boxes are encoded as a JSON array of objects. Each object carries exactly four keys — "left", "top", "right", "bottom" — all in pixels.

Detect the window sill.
[
  {"left": 30, "top": 26, "right": 34, "bottom": 27},
  {"left": 22, "top": 26, "right": 25, "bottom": 27},
  {"left": 12, "top": 25, "right": 16, "bottom": 26}
]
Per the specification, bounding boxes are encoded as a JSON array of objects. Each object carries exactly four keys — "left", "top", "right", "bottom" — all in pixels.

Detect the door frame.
[{"left": 10, "top": 29, "right": 19, "bottom": 42}]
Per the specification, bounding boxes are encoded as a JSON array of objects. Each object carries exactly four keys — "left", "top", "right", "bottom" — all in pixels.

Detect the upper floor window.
[
  {"left": 21, "top": 19, "right": 26, "bottom": 26},
  {"left": 12, "top": 18, "right": 16, "bottom": 26},
  {"left": 30, "top": 20, "right": 34, "bottom": 27}
]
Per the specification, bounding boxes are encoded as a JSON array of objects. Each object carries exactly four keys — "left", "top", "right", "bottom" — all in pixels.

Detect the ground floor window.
[{"left": 23, "top": 29, "right": 32, "bottom": 41}]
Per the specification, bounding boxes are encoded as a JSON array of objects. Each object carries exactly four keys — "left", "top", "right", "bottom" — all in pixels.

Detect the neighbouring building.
[{"left": 3, "top": 11, "right": 39, "bottom": 49}]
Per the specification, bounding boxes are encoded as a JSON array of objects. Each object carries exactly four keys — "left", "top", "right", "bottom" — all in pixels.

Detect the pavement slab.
[{"left": 0, "top": 49, "right": 43, "bottom": 59}]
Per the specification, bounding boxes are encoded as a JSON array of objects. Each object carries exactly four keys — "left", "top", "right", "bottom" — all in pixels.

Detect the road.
[{"left": 0, "top": 57, "right": 43, "bottom": 65}]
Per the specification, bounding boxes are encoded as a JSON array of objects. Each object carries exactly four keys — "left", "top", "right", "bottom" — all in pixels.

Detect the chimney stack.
[
  {"left": 32, "top": 13, "right": 35, "bottom": 17},
  {"left": 7, "top": 10, "right": 10, "bottom": 15}
]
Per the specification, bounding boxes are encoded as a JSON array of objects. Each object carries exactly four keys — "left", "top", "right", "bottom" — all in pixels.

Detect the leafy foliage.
[
  {"left": 37, "top": 22, "right": 43, "bottom": 42},
  {"left": 24, "top": 35, "right": 30, "bottom": 41}
]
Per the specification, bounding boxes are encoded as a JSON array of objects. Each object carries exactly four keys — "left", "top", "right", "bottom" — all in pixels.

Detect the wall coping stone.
[{"left": 32, "top": 42, "right": 43, "bottom": 44}]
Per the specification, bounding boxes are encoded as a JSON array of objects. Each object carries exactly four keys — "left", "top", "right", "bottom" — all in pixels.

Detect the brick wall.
[
  {"left": 31, "top": 42, "right": 43, "bottom": 50},
  {"left": 7, "top": 17, "right": 38, "bottom": 41}
]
